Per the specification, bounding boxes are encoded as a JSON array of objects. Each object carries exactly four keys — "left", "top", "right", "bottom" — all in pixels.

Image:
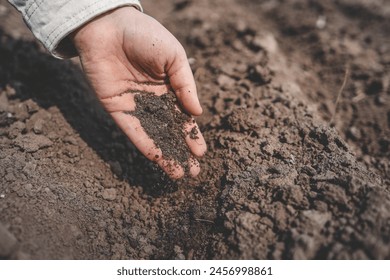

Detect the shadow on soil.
[{"left": 0, "top": 31, "right": 177, "bottom": 195}]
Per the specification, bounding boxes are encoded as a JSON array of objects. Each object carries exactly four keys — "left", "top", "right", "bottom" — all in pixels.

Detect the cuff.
[{"left": 22, "top": 0, "right": 143, "bottom": 59}]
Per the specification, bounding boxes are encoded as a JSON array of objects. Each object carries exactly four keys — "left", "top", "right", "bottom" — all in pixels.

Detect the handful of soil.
[{"left": 125, "top": 91, "right": 193, "bottom": 173}]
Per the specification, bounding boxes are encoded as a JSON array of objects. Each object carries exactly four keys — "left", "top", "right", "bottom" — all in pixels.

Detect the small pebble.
[{"left": 316, "top": 15, "right": 327, "bottom": 29}]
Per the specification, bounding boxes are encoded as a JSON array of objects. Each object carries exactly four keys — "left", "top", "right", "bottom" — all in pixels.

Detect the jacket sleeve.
[{"left": 8, "top": 0, "right": 143, "bottom": 59}]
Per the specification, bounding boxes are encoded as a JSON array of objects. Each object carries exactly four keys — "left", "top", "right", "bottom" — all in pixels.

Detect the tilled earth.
[{"left": 0, "top": 0, "right": 389, "bottom": 259}]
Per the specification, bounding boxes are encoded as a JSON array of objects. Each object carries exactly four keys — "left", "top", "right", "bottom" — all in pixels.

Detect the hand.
[{"left": 72, "top": 7, "right": 206, "bottom": 179}]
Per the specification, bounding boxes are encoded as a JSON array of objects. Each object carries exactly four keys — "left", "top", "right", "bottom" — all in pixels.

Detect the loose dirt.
[
  {"left": 126, "top": 91, "right": 192, "bottom": 173},
  {"left": 0, "top": 0, "right": 389, "bottom": 259}
]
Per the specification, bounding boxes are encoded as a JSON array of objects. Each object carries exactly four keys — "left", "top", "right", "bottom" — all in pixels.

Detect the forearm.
[{"left": 8, "top": 0, "right": 142, "bottom": 58}]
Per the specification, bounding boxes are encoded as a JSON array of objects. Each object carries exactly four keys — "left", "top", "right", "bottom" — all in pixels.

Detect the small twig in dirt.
[{"left": 330, "top": 65, "right": 350, "bottom": 126}]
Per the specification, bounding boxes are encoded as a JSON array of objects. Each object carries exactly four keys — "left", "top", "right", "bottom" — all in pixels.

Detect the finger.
[
  {"left": 184, "top": 118, "right": 207, "bottom": 157},
  {"left": 188, "top": 156, "right": 201, "bottom": 177},
  {"left": 167, "top": 48, "right": 203, "bottom": 116},
  {"left": 111, "top": 112, "right": 185, "bottom": 179},
  {"left": 111, "top": 112, "right": 161, "bottom": 161},
  {"left": 158, "top": 158, "right": 185, "bottom": 179}
]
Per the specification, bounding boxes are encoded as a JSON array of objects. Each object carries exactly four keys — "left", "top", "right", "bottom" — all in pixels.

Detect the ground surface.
[{"left": 0, "top": 0, "right": 389, "bottom": 259}]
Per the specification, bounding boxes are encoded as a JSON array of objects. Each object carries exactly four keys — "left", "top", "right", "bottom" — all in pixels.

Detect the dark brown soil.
[
  {"left": 126, "top": 91, "right": 192, "bottom": 172},
  {"left": 0, "top": 0, "right": 389, "bottom": 260}
]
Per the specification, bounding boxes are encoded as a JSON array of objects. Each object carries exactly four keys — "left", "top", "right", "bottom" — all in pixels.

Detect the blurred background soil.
[{"left": 0, "top": 0, "right": 389, "bottom": 259}]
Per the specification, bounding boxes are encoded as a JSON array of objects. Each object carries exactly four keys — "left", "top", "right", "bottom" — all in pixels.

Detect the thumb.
[{"left": 167, "top": 48, "right": 202, "bottom": 116}]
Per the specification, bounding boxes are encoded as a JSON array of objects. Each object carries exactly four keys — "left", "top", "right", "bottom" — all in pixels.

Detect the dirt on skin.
[
  {"left": 126, "top": 91, "right": 193, "bottom": 174},
  {"left": 0, "top": 0, "right": 389, "bottom": 260}
]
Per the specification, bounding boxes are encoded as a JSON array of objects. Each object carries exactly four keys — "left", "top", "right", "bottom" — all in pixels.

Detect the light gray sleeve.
[{"left": 8, "top": 0, "right": 143, "bottom": 59}]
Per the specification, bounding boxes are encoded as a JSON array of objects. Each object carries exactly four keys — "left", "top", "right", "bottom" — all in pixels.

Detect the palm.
[{"left": 74, "top": 7, "right": 206, "bottom": 179}]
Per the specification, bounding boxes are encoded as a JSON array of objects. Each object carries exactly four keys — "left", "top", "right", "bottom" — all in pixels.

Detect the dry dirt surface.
[{"left": 0, "top": 0, "right": 389, "bottom": 259}]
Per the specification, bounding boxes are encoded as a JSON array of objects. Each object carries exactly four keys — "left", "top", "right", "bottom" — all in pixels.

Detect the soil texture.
[{"left": 126, "top": 91, "right": 192, "bottom": 172}]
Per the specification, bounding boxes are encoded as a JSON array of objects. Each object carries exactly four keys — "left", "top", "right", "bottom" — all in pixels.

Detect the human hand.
[{"left": 72, "top": 7, "right": 206, "bottom": 179}]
